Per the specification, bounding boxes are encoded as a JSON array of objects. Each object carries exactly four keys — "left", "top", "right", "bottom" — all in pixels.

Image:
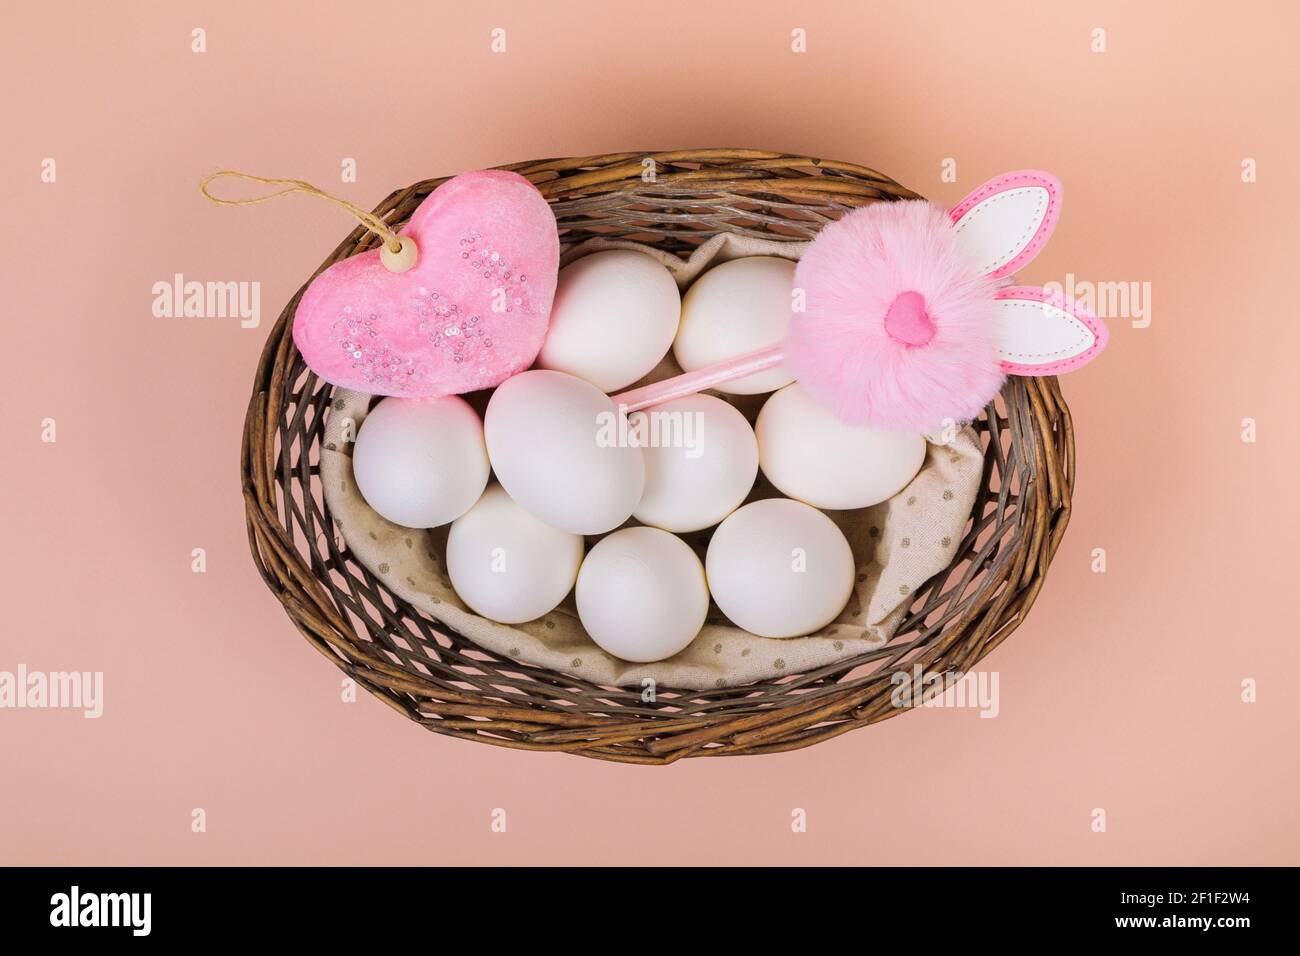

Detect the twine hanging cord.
[{"left": 198, "top": 170, "right": 404, "bottom": 253}]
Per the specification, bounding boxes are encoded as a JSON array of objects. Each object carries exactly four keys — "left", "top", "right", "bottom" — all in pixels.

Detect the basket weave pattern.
[{"left": 242, "top": 149, "right": 1075, "bottom": 764}]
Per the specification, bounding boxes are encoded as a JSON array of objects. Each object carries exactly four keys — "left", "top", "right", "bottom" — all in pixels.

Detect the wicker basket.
[{"left": 242, "top": 149, "right": 1074, "bottom": 764}]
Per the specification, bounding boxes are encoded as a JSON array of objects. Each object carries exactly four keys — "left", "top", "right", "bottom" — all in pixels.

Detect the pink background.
[{"left": 3, "top": 1, "right": 1297, "bottom": 865}]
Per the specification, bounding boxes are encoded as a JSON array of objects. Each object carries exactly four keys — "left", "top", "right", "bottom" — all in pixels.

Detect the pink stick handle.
[{"left": 612, "top": 345, "right": 785, "bottom": 412}]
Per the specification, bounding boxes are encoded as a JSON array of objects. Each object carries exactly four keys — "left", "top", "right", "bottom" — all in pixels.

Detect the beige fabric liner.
[{"left": 320, "top": 234, "right": 984, "bottom": 690}]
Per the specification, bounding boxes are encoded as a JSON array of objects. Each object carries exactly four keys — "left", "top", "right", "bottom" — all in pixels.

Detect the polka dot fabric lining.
[{"left": 321, "top": 236, "right": 984, "bottom": 689}]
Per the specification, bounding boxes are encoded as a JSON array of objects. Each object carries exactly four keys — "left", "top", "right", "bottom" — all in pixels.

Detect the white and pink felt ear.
[
  {"left": 994, "top": 286, "right": 1107, "bottom": 375},
  {"left": 949, "top": 171, "right": 1061, "bottom": 279}
]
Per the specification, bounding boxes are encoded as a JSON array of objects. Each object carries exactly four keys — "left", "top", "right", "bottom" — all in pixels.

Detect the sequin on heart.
[
  {"left": 330, "top": 306, "right": 417, "bottom": 387},
  {"left": 391, "top": 233, "right": 543, "bottom": 386},
  {"left": 460, "top": 230, "right": 537, "bottom": 317}
]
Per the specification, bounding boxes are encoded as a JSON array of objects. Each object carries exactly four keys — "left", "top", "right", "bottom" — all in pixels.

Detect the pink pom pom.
[{"left": 785, "top": 200, "right": 1005, "bottom": 433}]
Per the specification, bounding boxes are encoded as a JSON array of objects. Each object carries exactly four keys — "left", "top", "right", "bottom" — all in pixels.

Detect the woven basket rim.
[{"left": 241, "top": 148, "right": 1075, "bottom": 764}]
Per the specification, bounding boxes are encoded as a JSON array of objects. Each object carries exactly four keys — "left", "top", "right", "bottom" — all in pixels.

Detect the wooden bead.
[{"left": 380, "top": 235, "right": 418, "bottom": 273}]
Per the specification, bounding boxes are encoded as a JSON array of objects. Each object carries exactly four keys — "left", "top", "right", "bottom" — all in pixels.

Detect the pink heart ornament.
[{"left": 293, "top": 170, "right": 559, "bottom": 397}]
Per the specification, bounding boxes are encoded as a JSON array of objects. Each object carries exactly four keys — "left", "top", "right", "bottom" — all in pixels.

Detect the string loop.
[{"left": 198, "top": 170, "right": 403, "bottom": 253}]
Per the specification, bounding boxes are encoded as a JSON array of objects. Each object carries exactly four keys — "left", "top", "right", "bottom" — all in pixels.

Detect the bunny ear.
[
  {"left": 949, "top": 171, "right": 1062, "bottom": 279},
  {"left": 995, "top": 286, "right": 1108, "bottom": 375}
]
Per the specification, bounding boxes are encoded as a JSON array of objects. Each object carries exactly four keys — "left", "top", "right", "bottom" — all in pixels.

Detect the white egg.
[
  {"left": 674, "top": 256, "right": 797, "bottom": 394},
  {"left": 537, "top": 250, "right": 681, "bottom": 392},
  {"left": 484, "top": 369, "right": 645, "bottom": 535},
  {"left": 446, "top": 484, "right": 584, "bottom": 624},
  {"left": 576, "top": 526, "right": 708, "bottom": 662},
  {"left": 352, "top": 395, "right": 490, "bottom": 529},
  {"left": 706, "top": 498, "right": 855, "bottom": 638},
  {"left": 756, "top": 383, "right": 927, "bottom": 510},
  {"left": 631, "top": 394, "right": 758, "bottom": 533}
]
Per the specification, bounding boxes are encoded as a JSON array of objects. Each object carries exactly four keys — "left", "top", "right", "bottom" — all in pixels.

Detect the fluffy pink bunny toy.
[{"left": 615, "top": 171, "right": 1107, "bottom": 432}]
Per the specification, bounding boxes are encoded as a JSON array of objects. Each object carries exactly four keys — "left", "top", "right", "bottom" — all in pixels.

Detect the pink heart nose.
[{"left": 883, "top": 290, "right": 935, "bottom": 346}]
